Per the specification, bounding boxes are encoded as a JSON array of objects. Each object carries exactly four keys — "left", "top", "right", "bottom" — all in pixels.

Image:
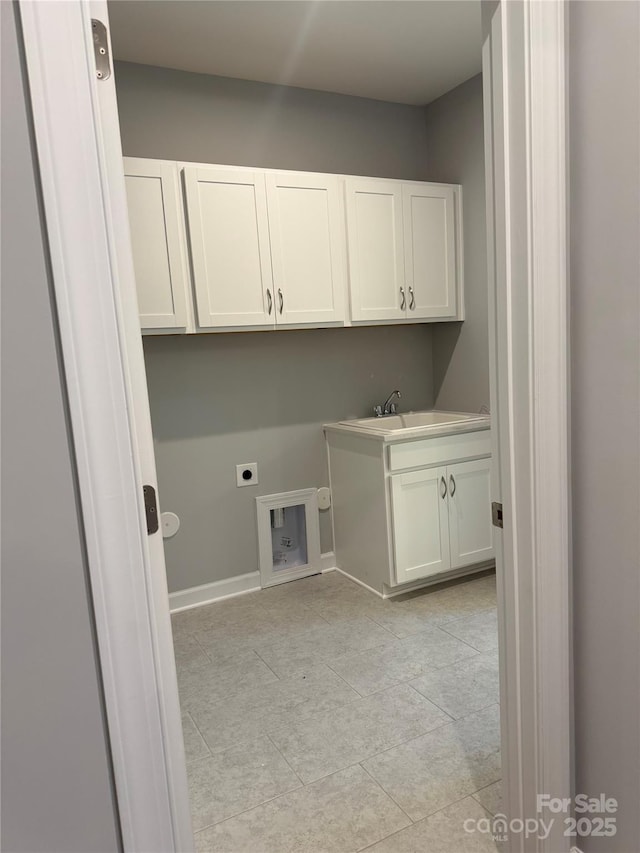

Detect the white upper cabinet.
[
  {"left": 345, "top": 178, "right": 462, "bottom": 323},
  {"left": 184, "top": 167, "right": 274, "bottom": 329},
  {"left": 344, "top": 179, "right": 406, "bottom": 322},
  {"left": 123, "top": 158, "right": 189, "bottom": 332},
  {"left": 124, "top": 158, "right": 463, "bottom": 333},
  {"left": 265, "top": 172, "right": 346, "bottom": 326},
  {"left": 403, "top": 183, "right": 458, "bottom": 319}
]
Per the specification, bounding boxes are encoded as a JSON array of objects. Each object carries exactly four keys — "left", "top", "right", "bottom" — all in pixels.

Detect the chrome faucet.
[{"left": 373, "top": 390, "right": 402, "bottom": 417}]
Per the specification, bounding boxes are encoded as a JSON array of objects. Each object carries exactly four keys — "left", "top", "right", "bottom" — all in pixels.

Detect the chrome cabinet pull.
[
  {"left": 400, "top": 287, "right": 406, "bottom": 310},
  {"left": 449, "top": 474, "right": 456, "bottom": 497},
  {"left": 440, "top": 476, "right": 447, "bottom": 499},
  {"left": 278, "top": 288, "right": 284, "bottom": 314},
  {"left": 266, "top": 289, "right": 273, "bottom": 315},
  {"left": 409, "top": 286, "right": 415, "bottom": 310}
]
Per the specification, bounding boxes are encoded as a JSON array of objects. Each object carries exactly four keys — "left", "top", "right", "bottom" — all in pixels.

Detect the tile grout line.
[
  {"left": 356, "top": 790, "right": 492, "bottom": 852},
  {"left": 183, "top": 710, "right": 213, "bottom": 763},
  {"left": 264, "top": 675, "right": 457, "bottom": 747},
  {"left": 358, "top": 761, "right": 415, "bottom": 825},
  {"left": 252, "top": 647, "right": 284, "bottom": 681},
  {"left": 324, "top": 645, "right": 484, "bottom": 701},
  {"left": 438, "top": 622, "right": 497, "bottom": 654},
  {"left": 265, "top": 731, "right": 306, "bottom": 788},
  {"left": 470, "top": 777, "right": 502, "bottom": 815},
  {"left": 194, "top": 755, "right": 422, "bottom": 842},
  {"left": 191, "top": 778, "right": 304, "bottom": 839},
  {"left": 283, "top": 709, "right": 458, "bottom": 791},
  {"left": 253, "top": 629, "right": 398, "bottom": 683}
]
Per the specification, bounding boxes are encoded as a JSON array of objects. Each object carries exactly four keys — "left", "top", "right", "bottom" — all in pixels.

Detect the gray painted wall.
[
  {"left": 145, "top": 327, "right": 434, "bottom": 591},
  {"left": 425, "top": 74, "right": 489, "bottom": 413},
  {"left": 115, "top": 63, "right": 436, "bottom": 592},
  {"left": 569, "top": 2, "right": 640, "bottom": 849},
  {"left": 114, "top": 61, "right": 431, "bottom": 180},
  {"left": 1, "top": 3, "right": 121, "bottom": 850}
]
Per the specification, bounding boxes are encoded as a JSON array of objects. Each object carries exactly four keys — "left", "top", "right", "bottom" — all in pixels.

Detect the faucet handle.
[
  {"left": 389, "top": 403, "right": 397, "bottom": 415},
  {"left": 373, "top": 405, "right": 383, "bottom": 417}
]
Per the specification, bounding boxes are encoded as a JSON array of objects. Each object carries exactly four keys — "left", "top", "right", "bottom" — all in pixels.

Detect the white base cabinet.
[
  {"left": 326, "top": 424, "right": 494, "bottom": 596},
  {"left": 447, "top": 458, "right": 494, "bottom": 569},
  {"left": 391, "top": 466, "right": 450, "bottom": 584},
  {"left": 391, "top": 456, "right": 494, "bottom": 584}
]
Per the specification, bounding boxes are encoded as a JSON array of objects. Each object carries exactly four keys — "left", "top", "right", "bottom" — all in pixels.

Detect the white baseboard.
[
  {"left": 169, "top": 552, "right": 336, "bottom": 613},
  {"left": 335, "top": 567, "right": 385, "bottom": 599},
  {"left": 321, "top": 551, "right": 336, "bottom": 573},
  {"left": 336, "top": 562, "right": 496, "bottom": 600},
  {"left": 169, "top": 571, "right": 260, "bottom": 613}
]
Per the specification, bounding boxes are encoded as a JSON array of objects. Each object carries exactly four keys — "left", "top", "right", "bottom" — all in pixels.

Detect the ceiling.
[{"left": 108, "top": 1, "right": 482, "bottom": 106}]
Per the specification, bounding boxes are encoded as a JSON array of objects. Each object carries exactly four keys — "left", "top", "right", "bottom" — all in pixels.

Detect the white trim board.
[
  {"left": 169, "top": 552, "right": 336, "bottom": 613},
  {"left": 320, "top": 551, "right": 337, "bottom": 573},
  {"left": 169, "top": 572, "right": 261, "bottom": 613},
  {"left": 484, "top": 3, "right": 571, "bottom": 852},
  {"left": 336, "top": 563, "right": 495, "bottom": 600},
  {"left": 18, "top": 3, "right": 192, "bottom": 851}
]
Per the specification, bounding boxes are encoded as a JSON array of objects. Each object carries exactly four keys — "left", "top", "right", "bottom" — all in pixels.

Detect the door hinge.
[
  {"left": 91, "top": 19, "right": 111, "bottom": 80},
  {"left": 143, "top": 485, "right": 159, "bottom": 534},
  {"left": 491, "top": 501, "right": 504, "bottom": 529}
]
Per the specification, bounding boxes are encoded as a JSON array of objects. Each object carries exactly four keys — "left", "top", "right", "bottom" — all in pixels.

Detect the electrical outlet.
[{"left": 236, "top": 462, "right": 258, "bottom": 487}]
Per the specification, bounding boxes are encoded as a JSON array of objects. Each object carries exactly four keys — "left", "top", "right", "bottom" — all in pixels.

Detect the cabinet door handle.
[
  {"left": 266, "top": 289, "right": 273, "bottom": 315},
  {"left": 400, "top": 287, "right": 406, "bottom": 310},
  {"left": 449, "top": 474, "right": 456, "bottom": 497},
  {"left": 440, "top": 476, "right": 447, "bottom": 499},
  {"left": 278, "top": 288, "right": 284, "bottom": 314},
  {"left": 409, "top": 286, "right": 415, "bottom": 310}
]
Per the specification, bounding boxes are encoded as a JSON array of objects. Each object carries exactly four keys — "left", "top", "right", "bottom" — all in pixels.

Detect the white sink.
[{"left": 336, "top": 410, "right": 489, "bottom": 436}]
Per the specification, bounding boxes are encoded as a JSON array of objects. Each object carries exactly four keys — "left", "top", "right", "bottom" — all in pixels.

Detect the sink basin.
[{"left": 337, "top": 410, "right": 488, "bottom": 434}]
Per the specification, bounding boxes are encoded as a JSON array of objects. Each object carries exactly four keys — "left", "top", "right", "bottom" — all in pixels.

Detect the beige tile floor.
[{"left": 172, "top": 570, "right": 502, "bottom": 852}]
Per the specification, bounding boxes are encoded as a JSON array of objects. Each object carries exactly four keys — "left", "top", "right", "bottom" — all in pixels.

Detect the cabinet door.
[
  {"left": 345, "top": 179, "right": 406, "bottom": 322},
  {"left": 123, "top": 158, "right": 189, "bottom": 332},
  {"left": 403, "top": 183, "right": 458, "bottom": 319},
  {"left": 447, "top": 458, "right": 494, "bottom": 569},
  {"left": 184, "top": 167, "right": 274, "bottom": 328},
  {"left": 391, "top": 467, "right": 451, "bottom": 584},
  {"left": 266, "top": 172, "right": 345, "bottom": 326}
]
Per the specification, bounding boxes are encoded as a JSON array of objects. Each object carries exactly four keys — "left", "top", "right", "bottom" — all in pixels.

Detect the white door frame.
[
  {"left": 484, "top": 3, "right": 571, "bottom": 851},
  {"left": 18, "top": 2, "right": 571, "bottom": 852},
  {"left": 19, "top": 2, "right": 193, "bottom": 851}
]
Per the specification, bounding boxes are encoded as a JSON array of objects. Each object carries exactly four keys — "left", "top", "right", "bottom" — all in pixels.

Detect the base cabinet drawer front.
[
  {"left": 447, "top": 458, "right": 495, "bottom": 569},
  {"left": 388, "top": 428, "right": 491, "bottom": 472},
  {"left": 391, "top": 467, "right": 451, "bottom": 585},
  {"left": 123, "top": 159, "right": 189, "bottom": 332}
]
